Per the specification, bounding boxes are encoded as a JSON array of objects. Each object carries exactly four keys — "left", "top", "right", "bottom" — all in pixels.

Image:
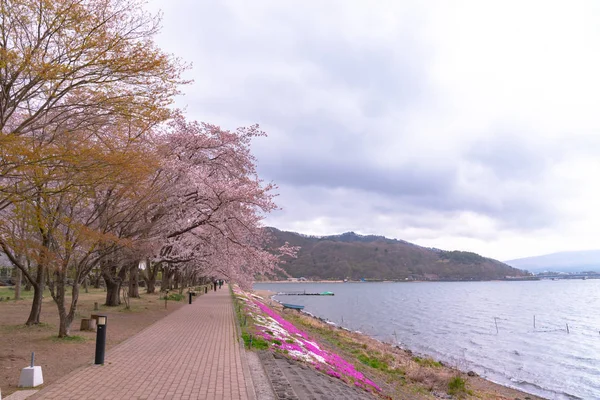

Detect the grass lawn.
[{"left": 0, "top": 286, "right": 52, "bottom": 300}]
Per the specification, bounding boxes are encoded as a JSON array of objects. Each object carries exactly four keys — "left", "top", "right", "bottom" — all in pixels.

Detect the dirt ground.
[{"left": 0, "top": 287, "right": 184, "bottom": 396}]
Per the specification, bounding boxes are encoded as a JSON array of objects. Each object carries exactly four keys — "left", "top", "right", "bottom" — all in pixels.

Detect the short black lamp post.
[
  {"left": 94, "top": 314, "right": 107, "bottom": 365},
  {"left": 188, "top": 291, "right": 193, "bottom": 304}
]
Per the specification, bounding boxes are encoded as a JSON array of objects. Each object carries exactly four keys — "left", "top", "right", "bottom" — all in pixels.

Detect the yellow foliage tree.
[
  {"left": 0, "top": 0, "right": 187, "bottom": 332},
  {"left": 0, "top": 0, "right": 185, "bottom": 136}
]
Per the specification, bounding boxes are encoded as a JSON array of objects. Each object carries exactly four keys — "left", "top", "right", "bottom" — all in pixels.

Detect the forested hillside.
[{"left": 266, "top": 228, "right": 528, "bottom": 281}]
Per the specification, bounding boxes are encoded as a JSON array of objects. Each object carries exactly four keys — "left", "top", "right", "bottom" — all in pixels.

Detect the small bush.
[
  {"left": 413, "top": 356, "right": 442, "bottom": 368},
  {"left": 448, "top": 376, "right": 467, "bottom": 396},
  {"left": 241, "top": 332, "right": 269, "bottom": 350},
  {"left": 358, "top": 353, "right": 388, "bottom": 370},
  {"left": 166, "top": 293, "right": 184, "bottom": 301}
]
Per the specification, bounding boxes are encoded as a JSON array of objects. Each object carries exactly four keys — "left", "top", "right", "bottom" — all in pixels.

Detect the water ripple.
[{"left": 256, "top": 280, "right": 600, "bottom": 400}]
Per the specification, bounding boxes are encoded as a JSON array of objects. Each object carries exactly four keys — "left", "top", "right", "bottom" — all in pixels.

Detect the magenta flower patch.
[{"left": 233, "top": 286, "right": 381, "bottom": 392}]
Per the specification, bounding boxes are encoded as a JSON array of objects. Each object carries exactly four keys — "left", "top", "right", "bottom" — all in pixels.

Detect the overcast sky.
[{"left": 146, "top": 0, "right": 600, "bottom": 261}]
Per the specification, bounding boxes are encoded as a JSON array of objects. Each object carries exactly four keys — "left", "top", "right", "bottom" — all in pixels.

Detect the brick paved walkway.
[{"left": 31, "top": 288, "right": 255, "bottom": 400}]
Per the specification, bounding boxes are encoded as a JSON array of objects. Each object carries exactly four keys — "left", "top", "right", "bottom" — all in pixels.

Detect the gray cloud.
[
  {"left": 147, "top": 0, "right": 600, "bottom": 259},
  {"left": 262, "top": 156, "right": 454, "bottom": 198},
  {"left": 467, "top": 129, "right": 556, "bottom": 181}
]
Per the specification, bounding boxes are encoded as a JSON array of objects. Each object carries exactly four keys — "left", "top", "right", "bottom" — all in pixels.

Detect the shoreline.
[
  {"left": 254, "top": 288, "right": 547, "bottom": 400},
  {"left": 256, "top": 279, "right": 540, "bottom": 284}
]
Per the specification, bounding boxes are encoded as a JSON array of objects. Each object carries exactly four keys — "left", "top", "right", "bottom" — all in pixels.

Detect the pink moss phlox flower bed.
[{"left": 233, "top": 287, "right": 381, "bottom": 392}]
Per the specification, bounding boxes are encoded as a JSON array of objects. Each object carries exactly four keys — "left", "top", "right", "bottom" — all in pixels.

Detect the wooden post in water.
[
  {"left": 494, "top": 317, "right": 499, "bottom": 334},
  {"left": 566, "top": 323, "right": 570, "bottom": 334}
]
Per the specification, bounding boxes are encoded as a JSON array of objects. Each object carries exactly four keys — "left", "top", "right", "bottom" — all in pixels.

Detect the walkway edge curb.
[{"left": 230, "top": 286, "right": 257, "bottom": 400}]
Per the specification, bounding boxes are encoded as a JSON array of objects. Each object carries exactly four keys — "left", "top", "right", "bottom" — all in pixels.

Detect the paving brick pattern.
[
  {"left": 4, "top": 389, "right": 39, "bottom": 400},
  {"left": 31, "top": 288, "right": 253, "bottom": 400}
]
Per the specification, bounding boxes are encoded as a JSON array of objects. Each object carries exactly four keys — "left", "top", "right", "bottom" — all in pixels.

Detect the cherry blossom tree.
[{"left": 144, "top": 118, "right": 297, "bottom": 290}]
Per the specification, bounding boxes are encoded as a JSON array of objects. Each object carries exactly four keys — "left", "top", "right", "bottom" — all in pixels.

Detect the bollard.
[
  {"left": 188, "top": 291, "right": 193, "bottom": 304},
  {"left": 94, "top": 314, "right": 108, "bottom": 365},
  {"left": 18, "top": 351, "right": 43, "bottom": 387}
]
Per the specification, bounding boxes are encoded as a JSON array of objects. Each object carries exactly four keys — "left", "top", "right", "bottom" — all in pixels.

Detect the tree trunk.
[
  {"left": 59, "top": 282, "right": 80, "bottom": 338},
  {"left": 53, "top": 268, "right": 70, "bottom": 337},
  {"left": 58, "top": 308, "right": 69, "bottom": 337},
  {"left": 103, "top": 261, "right": 127, "bottom": 306},
  {"left": 146, "top": 275, "right": 156, "bottom": 294},
  {"left": 179, "top": 273, "right": 187, "bottom": 294},
  {"left": 14, "top": 267, "right": 21, "bottom": 300},
  {"left": 26, "top": 263, "right": 45, "bottom": 325},
  {"left": 128, "top": 262, "right": 140, "bottom": 298},
  {"left": 160, "top": 264, "right": 172, "bottom": 292},
  {"left": 143, "top": 259, "right": 159, "bottom": 294},
  {"left": 24, "top": 262, "right": 33, "bottom": 291},
  {"left": 104, "top": 277, "right": 121, "bottom": 306},
  {"left": 27, "top": 284, "right": 43, "bottom": 325},
  {"left": 93, "top": 272, "right": 101, "bottom": 289},
  {"left": 146, "top": 275, "right": 156, "bottom": 293}
]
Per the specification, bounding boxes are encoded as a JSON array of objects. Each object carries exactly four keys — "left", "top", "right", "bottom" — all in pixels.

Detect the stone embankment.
[{"left": 258, "top": 351, "right": 374, "bottom": 400}]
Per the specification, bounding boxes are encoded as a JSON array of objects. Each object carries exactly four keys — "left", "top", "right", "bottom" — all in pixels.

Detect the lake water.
[{"left": 254, "top": 280, "right": 600, "bottom": 399}]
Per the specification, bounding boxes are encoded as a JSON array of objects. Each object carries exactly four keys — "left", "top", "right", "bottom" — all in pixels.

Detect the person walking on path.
[
  {"left": 219, "top": 279, "right": 223, "bottom": 289},
  {"left": 213, "top": 280, "right": 218, "bottom": 291}
]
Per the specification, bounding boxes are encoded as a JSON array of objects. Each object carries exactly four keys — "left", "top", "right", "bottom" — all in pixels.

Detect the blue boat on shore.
[{"left": 281, "top": 303, "right": 305, "bottom": 311}]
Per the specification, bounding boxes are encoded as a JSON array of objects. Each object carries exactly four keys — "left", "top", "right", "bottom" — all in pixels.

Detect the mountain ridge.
[
  {"left": 505, "top": 249, "right": 600, "bottom": 273},
  {"left": 266, "top": 227, "right": 528, "bottom": 281}
]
